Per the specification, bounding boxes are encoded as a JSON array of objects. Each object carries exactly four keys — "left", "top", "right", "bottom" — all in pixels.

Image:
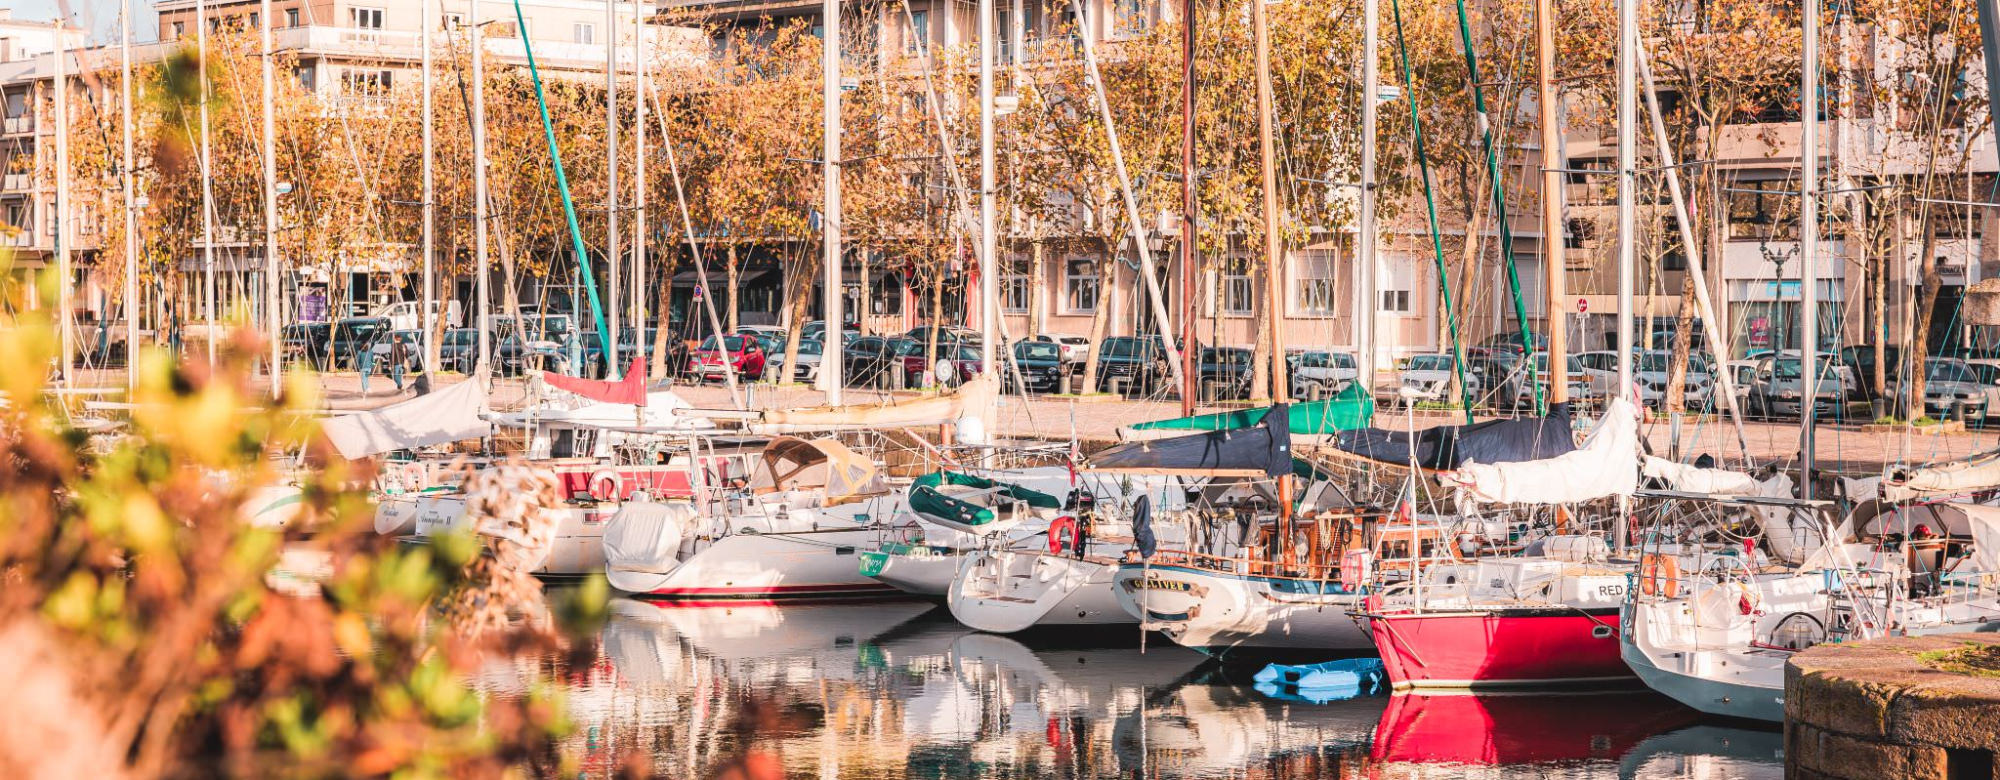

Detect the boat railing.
[{"left": 1140, "top": 547, "right": 1348, "bottom": 583}]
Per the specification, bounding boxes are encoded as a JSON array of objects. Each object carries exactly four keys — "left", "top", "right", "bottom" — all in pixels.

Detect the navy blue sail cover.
[
  {"left": 1334, "top": 403, "right": 1576, "bottom": 470},
  {"left": 1089, "top": 404, "right": 1294, "bottom": 478}
]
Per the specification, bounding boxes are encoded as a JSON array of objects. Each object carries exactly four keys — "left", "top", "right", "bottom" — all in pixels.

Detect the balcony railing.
[
  {"left": 1, "top": 115, "right": 31, "bottom": 135},
  {"left": 1, "top": 173, "right": 29, "bottom": 192}
]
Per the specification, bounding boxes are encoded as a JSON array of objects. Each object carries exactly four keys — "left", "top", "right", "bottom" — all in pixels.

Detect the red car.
[
  {"left": 901, "top": 341, "right": 983, "bottom": 387},
  {"left": 687, "top": 333, "right": 767, "bottom": 381}
]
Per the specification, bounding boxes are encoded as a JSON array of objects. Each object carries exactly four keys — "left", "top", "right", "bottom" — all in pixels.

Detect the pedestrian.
[
  {"left": 357, "top": 339, "right": 375, "bottom": 396},
  {"left": 390, "top": 333, "right": 410, "bottom": 392}
]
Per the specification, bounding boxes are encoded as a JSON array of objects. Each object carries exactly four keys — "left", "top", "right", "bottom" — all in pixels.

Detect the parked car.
[
  {"left": 1197, "top": 346, "right": 1254, "bottom": 400},
  {"left": 1747, "top": 353, "right": 1856, "bottom": 420},
  {"left": 329, "top": 317, "right": 391, "bottom": 370},
  {"left": 366, "top": 329, "right": 425, "bottom": 374},
  {"left": 1499, "top": 352, "right": 1597, "bottom": 410},
  {"left": 842, "top": 336, "right": 908, "bottom": 386},
  {"left": 902, "top": 341, "right": 984, "bottom": 387},
  {"left": 1396, "top": 353, "right": 1458, "bottom": 402},
  {"left": 1465, "top": 353, "right": 1523, "bottom": 407},
  {"left": 494, "top": 334, "right": 576, "bottom": 377},
  {"left": 439, "top": 328, "right": 481, "bottom": 374},
  {"left": 1030, "top": 333, "right": 1093, "bottom": 370},
  {"left": 1005, "top": 340, "right": 1066, "bottom": 392},
  {"left": 687, "top": 333, "right": 767, "bottom": 381},
  {"left": 281, "top": 323, "right": 332, "bottom": 369},
  {"left": 1288, "top": 350, "right": 1361, "bottom": 400},
  {"left": 368, "top": 299, "right": 462, "bottom": 332},
  {"left": 774, "top": 337, "right": 826, "bottom": 384},
  {"left": 1841, "top": 344, "right": 1906, "bottom": 403},
  {"left": 1093, "top": 336, "right": 1168, "bottom": 393},
  {"left": 903, "top": 324, "right": 983, "bottom": 349},
  {"left": 1894, "top": 357, "right": 1997, "bottom": 420},
  {"left": 1571, "top": 350, "right": 1715, "bottom": 408},
  {"left": 1467, "top": 331, "right": 1546, "bottom": 358},
  {"left": 800, "top": 320, "right": 858, "bottom": 346}
]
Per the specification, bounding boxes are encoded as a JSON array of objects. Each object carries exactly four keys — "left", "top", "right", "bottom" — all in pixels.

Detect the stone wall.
[{"left": 1786, "top": 633, "right": 2000, "bottom": 780}]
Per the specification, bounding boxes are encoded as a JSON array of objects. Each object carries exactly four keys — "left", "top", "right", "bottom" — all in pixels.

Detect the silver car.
[
  {"left": 1894, "top": 358, "right": 1995, "bottom": 419},
  {"left": 1748, "top": 354, "right": 1855, "bottom": 419},
  {"left": 1289, "top": 350, "right": 1361, "bottom": 399}
]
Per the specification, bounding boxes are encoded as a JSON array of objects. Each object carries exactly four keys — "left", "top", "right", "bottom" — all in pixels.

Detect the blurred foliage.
[{"left": 0, "top": 258, "right": 590, "bottom": 778}]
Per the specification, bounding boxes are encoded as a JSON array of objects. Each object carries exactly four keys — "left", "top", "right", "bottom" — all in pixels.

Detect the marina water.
[{"left": 545, "top": 599, "right": 1781, "bottom": 779}]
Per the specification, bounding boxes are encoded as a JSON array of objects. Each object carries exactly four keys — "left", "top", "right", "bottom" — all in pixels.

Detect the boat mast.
[
  {"left": 604, "top": 0, "right": 621, "bottom": 380},
  {"left": 1178, "top": 0, "right": 1197, "bottom": 417},
  {"left": 121, "top": 0, "right": 137, "bottom": 391},
  {"left": 1251, "top": 0, "right": 1292, "bottom": 563},
  {"left": 978, "top": 0, "right": 997, "bottom": 380},
  {"left": 199, "top": 0, "right": 216, "bottom": 369},
  {"left": 1357, "top": 0, "right": 1378, "bottom": 394},
  {"left": 261, "top": 0, "right": 280, "bottom": 394},
  {"left": 1536, "top": 0, "right": 1562, "bottom": 406},
  {"left": 472, "top": 0, "right": 492, "bottom": 387},
  {"left": 1799, "top": 0, "right": 1820, "bottom": 500},
  {"left": 819, "top": 0, "right": 844, "bottom": 405},
  {"left": 421, "top": 0, "right": 435, "bottom": 376},
  {"left": 54, "top": 21, "right": 70, "bottom": 381},
  {"left": 1613, "top": 0, "right": 1635, "bottom": 550},
  {"left": 632, "top": 0, "right": 647, "bottom": 378}
]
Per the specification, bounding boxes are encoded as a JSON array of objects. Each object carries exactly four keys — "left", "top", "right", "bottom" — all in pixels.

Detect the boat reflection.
[{"left": 572, "top": 602, "right": 1784, "bottom": 779}]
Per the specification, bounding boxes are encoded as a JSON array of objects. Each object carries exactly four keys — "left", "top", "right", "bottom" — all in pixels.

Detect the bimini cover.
[
  {"left": 322, "top": 379, "right": 492, "bottom": 460},
  {"left": 1087, "top": 404, "right": 1293, "bottom": 477},
  {"left": 1888, "top": 450, "right": 2000, "bottom": 497},
  {"left": 1449, "top": 397, "right": 1637, "bottom": 505},
  {"left": 1641, "top": 456, "right": 1762, "bottom": 496},
  {"left": 746, "top": 436, "right": 886, "bottom": 499},
  {"left": 602, "top": 500, "right": 700, "bottom": 593},
  {"left": 1854, "top": 499, "right": 2000, "bottom": 538},
  {"left": 1332, "top": 402, "right": 1575, "bottom": 470}
]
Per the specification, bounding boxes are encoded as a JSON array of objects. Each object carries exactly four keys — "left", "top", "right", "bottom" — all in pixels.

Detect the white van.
[{"left": 370, "top": 300, "right": 463, "bottom": 332}]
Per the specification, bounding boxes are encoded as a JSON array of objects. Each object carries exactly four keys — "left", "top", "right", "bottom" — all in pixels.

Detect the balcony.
[
  {"left": 1, "top": 115, "right": 31, "bottom": 135},
  {"left": 1, "top": 173, "right": 27, "bottom": 191}
]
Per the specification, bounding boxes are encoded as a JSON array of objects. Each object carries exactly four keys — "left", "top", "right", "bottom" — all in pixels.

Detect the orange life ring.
[
  {"left": 589, "top": 469, "right": 623, "bottom": 502},
  {"left": 1640, "top": 554, "right": 1681, "bottom": 598},
  {"left": 1048, "top": 515, "right": 1082, "bottom": 555}
]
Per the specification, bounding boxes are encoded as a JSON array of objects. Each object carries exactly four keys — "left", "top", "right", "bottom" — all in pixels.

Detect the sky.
[{"left": 10, "top": 0, "right": 157, "bottom": 45}]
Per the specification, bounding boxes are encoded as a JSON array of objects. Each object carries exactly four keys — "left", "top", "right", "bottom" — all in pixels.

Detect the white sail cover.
[
  {"left": 322, "top": 379, "right": 492, "bottom": 460},
  {"left": 489, "top": 386, "right": 714, "bottom": 431},
  {"left": 1889, "top": 451, "right": 2000, "bottom": 496},
  {"left": 602, "top": 500, "right": 700, "bottom": 593},
  {"left": 1451, "top": 397, "right": 1638, "bottom": 505},
  {"left": 751, "top": 374, "right": 997, "bottom": 434},
  {"left": 1641, "top": 456, "right": 1761, "bottom": 495}
]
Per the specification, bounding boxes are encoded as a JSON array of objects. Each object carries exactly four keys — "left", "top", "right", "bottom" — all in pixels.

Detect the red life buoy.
[
  {"left": 589, "top": 469, "right": 623, "bottom": 502},
  {"left": 1048, "top": 515, "right": 1082, "bottom": 555}
]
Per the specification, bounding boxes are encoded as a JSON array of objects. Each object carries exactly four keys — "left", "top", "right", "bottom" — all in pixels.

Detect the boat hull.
[
  {"left": 1110, "top": 563, "right": 1373, "bottom": 651},
  {"left": 1368, "top": 608, "right": 1630, "bottom": 689},
  {"left": 859, "top": 543, "right": 962, "bottom": 597},
  {"left": 612, "top": 528, "right": 900, "bottom": 604},
  {"left": 948, "top": 550, "right": 1131, "bottom": 633}
]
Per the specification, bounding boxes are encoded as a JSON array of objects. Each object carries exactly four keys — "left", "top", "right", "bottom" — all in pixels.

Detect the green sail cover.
[
  {"left": 911, "top": 472, "right": 1063, "bottom": 509},
  {"left": 1130, "top": 381, "right": 1375, "bottom": 435}
]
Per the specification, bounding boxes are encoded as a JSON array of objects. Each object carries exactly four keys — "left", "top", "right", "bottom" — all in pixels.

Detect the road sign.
[{"left": 1577, "top": 298, "right": 1589, "bottom": 313}]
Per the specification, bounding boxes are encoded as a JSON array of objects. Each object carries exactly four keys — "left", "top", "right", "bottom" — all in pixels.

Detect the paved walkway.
[{"left": 65, "top": 367, "right": 2000, "bottom": 473}]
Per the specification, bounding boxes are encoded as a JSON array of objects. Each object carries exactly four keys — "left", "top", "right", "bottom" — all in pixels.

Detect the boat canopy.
[
  {"left": 746, "top": 436, "right": 886, "bottom": 499},
  {"left": 1888, "top": 449, "right": 2000, "bottom": 498},
  {"left": 1087, "top": 404, "right": 1293, "bottom": 477},
  {"left": 1331, "top": 402, "right": 1576, "bottom": 470},
  {"left": 1124, "top": 382, "right": 1374, "bottom": 440},
  {"left": 1448, "top": 397, "right": 1638, "bottom": 505},
  {"left": 1853, "top": 499, "right": 2000, "bottom": 539},
  {"left": 321, "top": 379, "right": 493, "bottom": 460},
  {"left": 751, "top": 374, "right": 997, "bottom": 434},
  {"left": 1640, "top": 456, "right": 1762, "bottom": 496}
]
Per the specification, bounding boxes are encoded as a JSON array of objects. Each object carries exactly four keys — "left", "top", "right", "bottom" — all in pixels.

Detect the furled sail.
[
  {"left": 749, "top": 375, "right": 997, "bottom": 435},
  {"left": 1641, "top": 456, "right": 1761, "bottom": 496},
  {"left": 1448, "top": 397, "right": 1637, "bottom": 505},
  {"left": 321, "top": 379, "right": 493, "bottom": 460},
  {"left": 1088, "top": 404, "right": 1294, "bottom": 478},
  {"left": 1332, "top": 402, "right": 1576, "bottom": 470}
]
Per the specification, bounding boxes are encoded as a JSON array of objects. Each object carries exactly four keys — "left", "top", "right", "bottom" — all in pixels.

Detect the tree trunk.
[
  {"left": 1665, "top": 273, "right": 1697, "bottom": 414},
  {"left": 1028, "top": 240, "right": 1046, "bottom": 336},
  {"left": 651, "top": 252, "right": 674, "bottom": 381},
  {"left": 726, "top": 243, "right": 740, "bottom": 332},
  {"left": 1912, "top": 216, "right": 1941, "bottom": 417},
  {"left": 1079, "top": 242, "right": 1116, "bottom": 394},
  {"left": 780, "top": 243, "right": 814, "bottom": 387}
]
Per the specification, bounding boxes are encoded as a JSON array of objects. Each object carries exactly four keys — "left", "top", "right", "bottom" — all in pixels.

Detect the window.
[
  {"left": 248, "top": 12, "right": 259, "bottom": 28},
  {"left": 1112, "top": 0, "right": 1149, "bottom": 36},
  {"left": 286, "top": 8, "right": 299, "bottom": 27},
  {"left": 445, "top": 13, "right": 464, "bottom": 29},
  {"left": 1381, "top": 290, "right": 1411, "bottom": 312},
  {"left": 1219, "top": 257, "right": 1254, "bottom": 317},
  {"left": 1002, "top": 260, "right": 1030, "bottom": 314},
  {"left": 574, "top": 22, "right": 595, "bottom": 45},
  {"left": 906, "top": 10, "right": 929, "bottom": 54},
  {"left": 172, "top": 21, "right": 185, "bottom": 38},
  {"left": 997, "top": 8, "right": 1014, "bottom": 60},
  {"left": 295, "top": 64, "right": 316, "bottom": 90},
  {"left": 351, "top": 7, "right": 384, "bottom": 29},
  {"left": 341, "top": 69, "right": 392, "bottom": 95},
  {"left": 1064, "top": 258, "right": 1098, "bottom": 314},
  {"left": 1294, "top": 253, "right": 1337, "bottom": 316},
  {"left": 1727, "top": 179, "right": 1798, "bottom": 242}
]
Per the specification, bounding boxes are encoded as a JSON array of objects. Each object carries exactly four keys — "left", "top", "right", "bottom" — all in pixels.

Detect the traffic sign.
[{"left": 1577, "top": 298, "right": 1589, "bottom": 313}]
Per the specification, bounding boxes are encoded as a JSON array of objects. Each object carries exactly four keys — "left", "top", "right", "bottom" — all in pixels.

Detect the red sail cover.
[{"left": 543, "top": 357, "right": 648, "bottom": 406}]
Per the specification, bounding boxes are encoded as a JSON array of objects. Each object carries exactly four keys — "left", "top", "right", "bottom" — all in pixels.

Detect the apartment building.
[{"left": 2, "top": 0, "right": 693, "bottom": 339}]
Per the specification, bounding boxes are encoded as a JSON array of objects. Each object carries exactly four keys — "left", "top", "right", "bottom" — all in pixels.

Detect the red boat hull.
[{"left": 1368, "top": 607, "right": 1631, "bottom": 689}]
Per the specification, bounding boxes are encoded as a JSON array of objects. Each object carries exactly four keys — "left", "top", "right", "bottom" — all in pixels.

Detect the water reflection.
[{"left": 571, "top": 601, "right": 1783, "bottom": 779}]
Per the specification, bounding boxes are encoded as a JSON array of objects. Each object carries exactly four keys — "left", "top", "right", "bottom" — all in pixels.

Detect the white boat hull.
[
  {"left": 609, "top": 527, "right": 898, "bottom": 602},
  {"left": 1109, "top": 562, "right": 1373, "bottom": 651},
  {"left": 947, "top": 550, "right": 1132, "bottom": 632},
  {"left": 859, "top": 543, "right": 962, "bottom": 597},
  {"left": 405, "top": 494, "right": 611, "bottom": 575}
]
